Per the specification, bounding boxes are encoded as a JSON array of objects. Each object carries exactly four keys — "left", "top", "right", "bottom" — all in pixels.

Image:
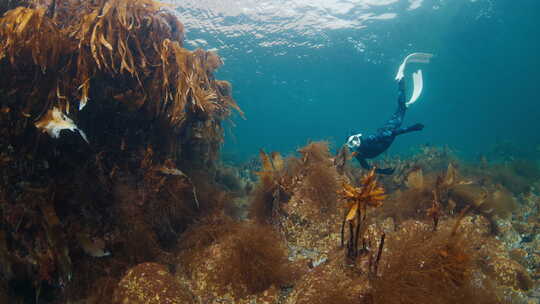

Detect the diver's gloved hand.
[
  {"left": 376, "top": 167, "right": 395, "bottom": 175},
  {"left": 409, "top": 123, "right": 425, "bottom": 131}
]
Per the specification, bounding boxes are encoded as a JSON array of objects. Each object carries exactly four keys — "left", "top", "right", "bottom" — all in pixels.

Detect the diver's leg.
[
  {"left": 380, "top": 79, "right": 407, "bottom": 131},
  {"left": 394, "top": 123, "right": 424, "bottom": 136}
]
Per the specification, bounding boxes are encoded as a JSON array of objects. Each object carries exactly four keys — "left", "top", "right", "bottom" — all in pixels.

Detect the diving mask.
[{"left": 346, "top": 133, "right": 362, "bottom": 150}]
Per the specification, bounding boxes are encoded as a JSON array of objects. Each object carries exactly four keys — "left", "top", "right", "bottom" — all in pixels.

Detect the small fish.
[
  {"left": 77, "top": 233, "right": 111, "bottom": 258},
  {"left": 34, "top": 107, "right": 89, "bottom": 143}
]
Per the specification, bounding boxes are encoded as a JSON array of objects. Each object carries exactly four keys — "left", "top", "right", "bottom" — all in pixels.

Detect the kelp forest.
[{"left": 1, "top": 0, "right": 540, "bottom": 303}]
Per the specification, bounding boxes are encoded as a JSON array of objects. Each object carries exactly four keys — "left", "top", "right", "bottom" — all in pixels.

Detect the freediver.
[{"left": 345, "top": 53, "right": 433, "bottom": 175}]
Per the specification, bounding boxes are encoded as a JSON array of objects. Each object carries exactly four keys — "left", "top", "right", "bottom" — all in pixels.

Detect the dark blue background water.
[{"left": 173, "top": 0, "right": 540, "bottom": 162}]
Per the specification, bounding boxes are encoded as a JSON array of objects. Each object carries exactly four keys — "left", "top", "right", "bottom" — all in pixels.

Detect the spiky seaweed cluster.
[{"left": 0, "top": 0, "right": 242, "bottom": 169}]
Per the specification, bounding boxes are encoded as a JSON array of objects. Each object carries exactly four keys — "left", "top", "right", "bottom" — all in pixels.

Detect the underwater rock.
[
  {"left": 494, "top": 216, "right": 523, "bottom": 248},
  {"left": 444, "top": 213, "right": 538, "bottom": 295},
  {"left": 485, "top": 257, "right": 534, "bottom": 291},
  {"left": 449, "top": 184, "right": 487, "bottom": 210},
  {"left": 176, "top": 221, "right": 292, "bottom": 304},
  {"left": 379, "top": 217, "right": 395, "bottom": 234},
  {"left": 478, "top": 235, "right": 535, "bottom": 293},
  {"left": 281, "top": 188, "right": 343, "bottom": 260},
  {"left": 451, "top": 214, "right": 491, "bottom": 236},
  {"left": 113, "top": 262, "right": 194, "bottom": 304},
  {"left": 284, "top": 249, "right": 369, "bottom": 304},
  {"left": 510, "top": 248, "right": 529, "bottom": 268}
]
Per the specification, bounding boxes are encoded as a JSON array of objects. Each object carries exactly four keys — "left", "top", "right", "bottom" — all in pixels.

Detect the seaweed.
[
  {"left": 366, "top": 222, "right": 504, "bottom": 304},
  {"left": 381, "top": 161, "right": 518, "bottom": 230},
  {"left": 426, "top": 194, "right": 442, "bottom": 231},
  {"left": 487, "top": 162, "right": 535, "bottom": 194},
  {"left": 310, "top": 286, "right": 360, "bottom": 304},
  {"left": 250, "top": 141, "right": 339, "bottom": 223},
  {"left": 249, "top": 179, "right": 281, "bottom": 224},
  {"left": 248, "top": 149, "right": 295, "bottom": 224},
  {"left": 448, "top": 184, "right": 488, "bottom": 213},
  {"left": 509, "top": 159, "right": 540, "bottom": 180},
  {"left": 0, "top": 0, "right": 240, "bottom": 166},
  {"left": 213, "top": 222, "right": 295, "bottom": 298},
  {"left": 448, "top": 181, "right": 517, "bottom": 221},
  {"left": 175, "top": 214, "right": 237, "bottom": 288},
  {"left": 299, "top": 141, "right": 339, "bottom": 213},
  {"left": 0, "top": 1, "right": 535, "bottom": 302},
  {"left": 298, "top": 141, "right": 332, "bottom": 164},
  {"left": 215, "top": 164, "right": 246, "bottom": 195},
  {"left": 0, "top": 0, "right": 241, "bottom": 300},
  {"left": 113, "top": 178, "right": 163, "bottom": 264},
  {"left": 334, "top": 145, "right": 354, "bottom": 176},
  {"left": 338, "top": 168, "right": 386, "bottom": 259},
  {"left": 178, "top": 218, "right": 295, "bottom": 298},
  {"left": 380, "top": 169, "right": 436, "bottom": 224},
  {"left": 113, "top": 262, "right": 194, "bottom": 304}
]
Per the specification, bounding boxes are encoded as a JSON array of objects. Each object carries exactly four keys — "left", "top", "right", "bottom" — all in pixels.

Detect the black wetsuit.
[{"left": 352, "top": 78, "right": 424, "bottom": 174}]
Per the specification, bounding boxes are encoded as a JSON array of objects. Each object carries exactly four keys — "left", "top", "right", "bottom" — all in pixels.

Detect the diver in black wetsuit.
[{"left": 345, "top": 53, "right": 433, "bottom": 174}]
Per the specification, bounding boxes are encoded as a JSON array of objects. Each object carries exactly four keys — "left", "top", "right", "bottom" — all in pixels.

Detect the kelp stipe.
[{"left": 338, "top": 168, "right": 386, "bottom": 260}]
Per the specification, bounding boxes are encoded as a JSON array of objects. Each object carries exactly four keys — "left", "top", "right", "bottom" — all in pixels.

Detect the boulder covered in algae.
[
  {"left": 113, "top": 262, "right": 194, "bottom": 304},
  {"left": 284, "top": 248, "right": 370, "bottom": 304},
  {"left": 175, "top": 219, "right": 296, "bottom": 304},
  {"left": 281, "top": 187, "right": 343, "bottom": 261}
]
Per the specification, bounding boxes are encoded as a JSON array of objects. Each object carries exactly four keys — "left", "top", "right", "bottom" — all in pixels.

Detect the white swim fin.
[
  {"left": 395, "top": 52, "right": 433, "bottom": 81},
  {"left": 406, "top": 69, "right": 423, "bottom": 107}
]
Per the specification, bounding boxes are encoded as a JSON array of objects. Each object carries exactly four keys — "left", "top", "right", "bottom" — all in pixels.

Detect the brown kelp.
[
  {"left": 249, "top": 142, "right": 341, "bottom": 224},
  {"left": 0, "top": 1, "right": 538, "bottom": 302},
  {"left": 299, "top": 141, "right": 340, "bottom": 214},
  {"left": 177, "top": 218, "right": 295, "bottom": 300},
  {"left": 366, "top": 221, "right": 504, "bottom": 304},
  {"left": 0, "top": 0, "right": 241, "bottom": 164},
  {"left": 0, "top": 0, "right": 241, "bottom": 302},
  {"left": 249, "top": 149, "right": 298, "bottom": 224},
  {"left": 283, "top": 143, "right": 532, "bottom": 304},
  {"left": 339, "top": 168, "right": 387, "bottom": 260}
]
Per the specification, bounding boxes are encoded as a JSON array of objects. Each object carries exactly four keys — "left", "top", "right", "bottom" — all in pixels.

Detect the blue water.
[{"left": 172, "top": 0, "right": 540, "bottom": 162}]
